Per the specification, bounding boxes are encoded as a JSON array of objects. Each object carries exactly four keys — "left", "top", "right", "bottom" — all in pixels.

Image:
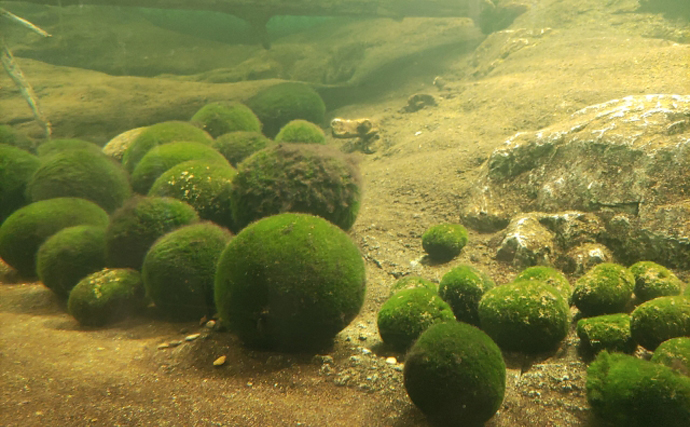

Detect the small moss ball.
[
  {"left": 576, "top": 313, "right": 636, "bottom": 355},
  {"left": 390, "top": 276, "right": 437, "bottom": 295},
  {"left": 377, "top": 288, "right": 455, "bottom": 351},
  {"left": 190, "top": 102, "right": 262, "bottom": 138},
  {"left": 586, "top": 351, "right": 690, "bottom": 427},
  {"left": 514, "top": 266, "right": 571, "bottom": 300},
  {"left": 0, "top": 125, "right": 36, "bottom": 153},
  {"left": 37, "top": 139, "right": 102, "bottom": 158},
  {"left": 274, "top": 120, "right": 326, "bottom": 144},
  {"left": 231, "top": 143, "right": 361, "bottom": 231},
  {"left": 246, "top": 83, "right": 326, "bottom": 138},
  {"left": 68, "top": 268, "right": 146, "bottom": 327},
  {"left": 630, "top": 296, "right": 690, "bottom": 351},
  {"left": 28, "top": 149, "right": 132, "bottom": 213},
  {"left": 214, "top": 213, "right": 366, "bottom": 351},
  {"left": 651, "top": 337, "right": 690, "bottom": 373},
  {"left": 212, "top": 131, "right": 274, "bottom": 167},
  {"left": 105, "top": 196, "right": 199, "bottom": 270},
  {"left": 404, "top": 321, "right": 506, "bottom": 427},
  {"left": 36, "top": 225, "right": 107, "bottom": 298},
  {"left": 0, "top": 198, "right": 109, "bottom": 277},
  {"left": 422, "top": 223, "right": 469, "bottom": 262},
  {"left": 572, "top": 263, "right": 635, "bottom": 317},
  {"left": 0, "top": 144, "right": 41, "bottom": 223},
  {"left": 439, "top": 265, "right": 495, "bottom": 326},
  {"left": 478, "top": 281, "right": 570, "bottom": 353},
  {"left": 630, "top": 261, "right": 683, "bottom": 302},
  {"left": 142, "top": 222, "right": 232, "bottom": 321}
]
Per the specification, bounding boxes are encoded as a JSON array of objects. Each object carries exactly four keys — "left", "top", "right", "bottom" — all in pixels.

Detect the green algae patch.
[
  {"left": 572, "top": 263, "right": 634, "bottom": 317},
  {"left": 631, "top": 295, "right": 690, "bottom": 351},
  {"left": 439, "top": 264, "right": 495, "bottom": 325},
  {"left": 630, "top": 261, "right": 683, "bottom": 302},
  {"left": 213, "top": 131, "right": 274, "bottom": 167},
  {"left": 652, "top": 337, "right": 690, "bottom": 374},
  {"left": 390, "top": 275, "right": 437, "bottom": 296},
  {"left": 190, "top": 102, "right": 262, "bottom": 138},
  {"left": 576, "top": 313, "right": 636, "bottom": 355},
  {"left": 421, "top": 223, "right": 469, "bottom": 262},
  {"left": 37, "top": 138, "right": 102, "bottom": 158},
  {"left": 274, "top": 119, "right": 326, "bottom": 144}
]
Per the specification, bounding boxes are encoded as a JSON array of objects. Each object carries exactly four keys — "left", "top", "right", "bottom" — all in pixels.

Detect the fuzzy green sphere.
[
  {"left": 0, "top": 144, "right": 41, "bottom": 224},
  {"left": 0, "top": 198, "right": 109, "bottom": 277},
  {"left": 631, "top": 296, "right": 690, "bottom": 351},
  {"left": 246, "top": 83, "right": 326, "bottom": 138},
  {"left": 439, "top": 265, "right": 495, "bottom": 326},
  {"left": 390, "top": 276, "right": 437, "bottom": 295},
  {"left": 586, "top": 351, "right": 690, "bottom": 427},
  {"left": 377, "top": 288, "right": 455, "bottom": 351},
  {"left": 0, "top": 125, "right": 36, "bottom": 153},
  {"left": 231, "top": 143, "right": 361, "bottom": 231},
  {"left": 37, "top": 139, "right": 102, "bottom": 158},
  {"left": 274, "top": 120, "right": 326, "bottom": 144},
  {"left": 143, "top": 222, "right": 232, "bottom": 321},
  {"left": 404, "top": 321, "right": 506, "bottom": 427},
  {"left": 214, "top": 213, "right": 366, "bottom": 351},
  {"left": 422, "top": 223, "right": 469, "bottom": 262},
  {"left": 651, "top": 337, "right": 690, "bottom": 374},
  {"left": 68, "top": 268, "right": 146, "bottom": 327},
  {"left": 212, "top": 131, "right": 273, "bottom": 167},
  {"left": 191, "top": 102, "right": 262, "bottom": 138},
  {"left": 478, "top": 281, "right": 570, "bottom": 353},
  {"left": 577, "top": 313, "right": 636, "bottom": 355},
  {"left": 572, "top": 263, "right": 635, "bottom": 317},
  {"left": 105, "top": 196, "right": 199, "bottom": 270},
  {"left": 630, "top": 261, "right": 683, "bottom": 302},
  {"left": 514, "top": 266, "right": 571, "bottom": 300},
  {"left": 36, "top": 225, "right": 107, "bottom": 298}
]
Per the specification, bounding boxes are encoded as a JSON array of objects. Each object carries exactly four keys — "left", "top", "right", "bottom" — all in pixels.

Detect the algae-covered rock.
[
  {"left": 576, "top": 313, "right": 636, "bottom": 355},
  {"left": 274, "top": 119, "right": 326, "bottom": 144},
  {"left": 572, "top": 263, "right": 635, "bottom": 317},
  {"left": 389, "top": 275, "right": 437, "bottom": 295},
  {"left": 514, "top": 266, "right": 571, "bottom": 300},
  {"left": 629, "top": 261, "right": 683, "bottom": 302},
  {"left": 651, "top": 337, "right": 690, "bottom": 374},
  {"left": 190, "top": 102, "right": 262, "bottom": 138},
  {"left": 631, "top": 296, "right": 690, "bottom": 351},
  {"left": 496, "top": 213, "right": 555, "bottom": 267},
  {"left": 439, "top": 264, "right": 495, "bottom": 325},
  {"left": 212, "top": 131, "right": 273, "bottom": 167},
  {"left": 421, "top": 223, "right": 469, "bottom": 262},
  {"left": 0, "top": 144, "right": 41, "bottom": 224}
]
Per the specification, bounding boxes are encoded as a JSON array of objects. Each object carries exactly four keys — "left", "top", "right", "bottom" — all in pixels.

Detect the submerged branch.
[{"left": 1, "top": 8, "right": 53, "bottom": 37}]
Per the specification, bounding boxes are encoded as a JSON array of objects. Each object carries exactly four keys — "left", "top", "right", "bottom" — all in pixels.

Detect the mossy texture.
[
  {"left": 212, "top": 131, "right": 273, "bottom": 167},
  {"left": 652, "top": 337, "right": 690, "bottom": 374},
  {"left": 274, "top": 120, "right": 326, "bottom": 144},
  {"left": 587, "top": 351, "right": 690, "bottom": 427},
  {"left": 190, "top": 102, "right": 262, "bottom": 138},
  {"left": 631, "top": 296, "right": 690, "bottom": 351},
  {"left": 439, "top": 265, "right": 495, "bottom": 325},
  {"left": 37, "top": 139, "right": 102, "bottom": 157},
  {"left": 630, "top": 261, "right": 683, "bottom": 302},
  {"left": 377, "top": 288, "right": 455, "bottom": 351},
  {"left": 0, "top": 144, "right": 41, "bottom": 224},
  {"left": 214, "top": 213, "right": 366, "bottom": 351},
  {"left": 0, "top": 198, "right": 109, "bottom": 277},
  {"left": 422, "top": 223, "right": 469, "bottom": 262},
  {"left": 577, "top": 313, "right": 636, "bottom": 355},
  {"left": 478, "top": 281, "right": 570, "bottom": 353},
  {"left": 514, "top": 266, "right": 571, "bottom": 300},
  {"left": 230, "top": 143, "right": 361, "bottom": 231},
  {"left": 572, "top": 263, "right": 635, "bottom": 317},
  {"left": 0, "top": 125, "right": 36, "bottom": 153},
  {"left": 390, "top": 276, "right": 437, "bottom": 296},
  {"left": 404, "top": 321, "right": 506, "bottom": 427},
  {"left": 36, "top": 225, "right": 107, "bottom": 298}
]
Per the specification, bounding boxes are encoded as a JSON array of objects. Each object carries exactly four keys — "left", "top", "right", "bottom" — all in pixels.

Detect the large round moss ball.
[
  {"left": 36, "top": 139, "right": 102, "bottom": 158},
  {"left": 231, "top": 143, "right": 361, "bottom": 231},
  {"left": 274, "top": 120, "right": 326, "bottom": 144},
  {"left": 587, "top": 351, "right": 690, "bottom": 427},
  {"left": 576, "top": 313, "right": 636, "bottom": 355},
  {"left": 0, "top": 198, "right": 109, "bottom": 277},
  {"left": 478, "top": 281, "right": 570, "bottom": 353},
  {"left": 404, "top": 321, "right": 506, "bottom": 427},
  {"left": 377, "top": 287, "right": 455, "bottom": 351},
  {"left": 0, "top": 144, "right": 41, "bottom": 223},
  {"left": 214, "top": 213, "right": 366, "bottom": 351},
  {"left": 630, "top": 261, "right": 683, "bottom": 302},
  {"left": 422, "top": 223, "right": 469, "bottom": 262},
  {"left": 390, "top": 276, "right": 437, "bottom": 295},
  {"left": 191, "top": 102, "right": 262, "bottom": 138},
  {"left": 68, "top": 268, "right": 146, "bottom": 327},
  {"left": 631, "top": 296, "right": 690, "bottom": 351},
  {"left": 105, "top": 196, "right": 199, "bottom": 270},
  {"left": 572, "top": 263, "right": 635, "bottom": 317},
  {"left": 36, "top": 225, "right": 107, "bottom": 298},
  {"left": 212, "top": 131, "right": 273, "bottom": 167},
  {"left": 514, "top": 266, "right": 571, "bottom": 300},
  {"left": 439, "top": 265, "right": 495, "bottom": 326},
  {"left": 142, "top": 222, "right": 232, "bottom": 321},
  {"left": 246, "top": 83, "right": 326, "bottom": 138},
  {"left": 651, "top": 337, "right": 690, "bottom": 374}
]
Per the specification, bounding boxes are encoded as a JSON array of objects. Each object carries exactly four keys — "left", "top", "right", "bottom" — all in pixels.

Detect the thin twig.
[{"left": 0, "top": 8, "right": 52, "bottom": 38}]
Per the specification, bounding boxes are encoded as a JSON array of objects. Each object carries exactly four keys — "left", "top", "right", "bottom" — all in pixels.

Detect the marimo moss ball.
[
  {"left": 28, "top": 149, "right": 132, "bottom": 213},
  {"left": 422, "top": 223, "right": 469, "bottom": 262},
  {"left": 274, "top": 120, "right": 326, "bottom": 144},
  {"left": 587, "top": 351, "right": 690, "bottom": 427},
  {"left": 651, "top": 337, "right": 690, "bottom": 373},
  {"left": 478, "top": 281, "right": 570, "bottom": 353},
  {"left": 36, "top": 225, "right": 107, "bottom": 298},
  {"left": 572, "top": 263, "right": 635, "bottom": 317},
  {"left": 514, "top": 266, "right": 571, "bottom": 300},
  {"left": 0, "top": 124, "right": 36, "bottom": 153},
  {"left": 390, "top": 276, "right": 437, "bottom": 295},
  {"left": 630, "top": 296, "right": 690, "bottom": 351},
  {"left": 0, "top": 144, "right": 40, "bottom": 223},
  {"left": 576, "top": 313, "right": 636, "bottom": 355},
  {"left": 377, "top": 288, "right": 455, "bottom": 351},
  {"left": 190, "top": 102, "right": 262, "bottom": 138},
  {"left": 404, "top": 321, "right": 506, "bottom": 427},
  {"left": 105, "top": 196, "right": 199, "bottom": 270},
  {"left": 231, "top": 143, "right": 361, "bottom": 231},
  {"left": 142, "top": 222, "right": 232, "bottom": 321},
  {"left": 37, "top": 138, "right": 102, "bottom": 158},
  {"left": 0, "top": 198, "right": 109, "bottom": 277},
  {"left": 212, "top": 131, "right": 273, "bottom": 167},
  {"left": 630, "top": 261, "right": 683, "bottom": 302},
  {"left": 439, "top": 265, "right": 495, "bottom": 325},
  {"left": 246, "top": 82, "right": 326, "bottom": 138},
  {"left": 68, "top": 268, "right": 146, "bottom": 327},
  {"left": 214, "top": 213, "right": 366, "bottom": 351}
]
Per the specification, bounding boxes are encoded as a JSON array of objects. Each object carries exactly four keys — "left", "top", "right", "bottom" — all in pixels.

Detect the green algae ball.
[
  {"left": 0, "top": 198, "right": 109, "bottom": 277},
  {"left": 377, "top": 287, "right": 455, "bottom": 351},
  {"left": 572, "top": 263, "right": 635, "bottom": 317},
  {"left": 212, "top": 131, "right": 273, "bottom": 167},
  {"left": 214, "top": 213, "right": 366, "bottom": 351},
  {"left": 191, "top": 102, "right": 262, "bottom": 138},
  {"left": 105, "top": 196, "right": 199, "bottom": 270},
  {"left": 422, "top": 223, "right": 469, "bottom": 262},
  {"left": 630, "top": 261, "right": 683, "bottom": 302},
  {"left": 439, "top": 264, "right": 495, "bottom": 325},
  {"left": 68, "top": 268, "right": 146, "bottom": 327},
  {"left": 274, "top": 120, "right": 326, "bottom": 144},
  {"left": 651, "top": 337, "right": 690, "bottom": 374},
  {"left": 576, "top": 313, "right": 636, "bottom": 355},
  {"left": 0, "top": 144, "right": 40, "bottom": 223},
  {"left": 404, "top": 321, "right": 506, "bottom": 427},
  {"left": 478, "top": 281, "right": 570, "bottom": 353},
  {"left": 231, "top": 143, "right": 361, "bottom": 231},
  {"left": 631, "top": 296, "right": 690, "bottom": 351},
  {"left": 36, "top": 225, "right": 107, "bottom": 298},
  {"left": 586, "top": 351, "right": 690, "bottom": 427},
  {"left": 514, "top": 266, "right": 571, "bottom": 300},
  {"left": 37, "top": 138, "right": 102, "bottom": 158},
  {"left": 0, "top": 125, "right": 36, "bottom": 153},
  {"left": 390, "top": 275, "right": 437, "bottom": 295}
]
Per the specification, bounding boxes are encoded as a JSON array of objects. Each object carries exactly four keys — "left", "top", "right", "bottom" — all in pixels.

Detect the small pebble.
[
  {"left": 360, "top": 347, "right": 372, "bottom": 355},
  {"left": 157, "top": 343, "right": 170, "bottom": 350},
  {"left": 213, "top": 355, "right": 226, "bottom": 366},
  {"left": 185, "top": 333, "right": 201, "bottom": 342},
  {"left": 386, "top": 357, "right": 397, "bottom": 365},
  {"left": 168, "top": 340, "right": 183, "bottom": 347},
  {"left": 205, "top": 320, "right": 216, "bottom": 329}
]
